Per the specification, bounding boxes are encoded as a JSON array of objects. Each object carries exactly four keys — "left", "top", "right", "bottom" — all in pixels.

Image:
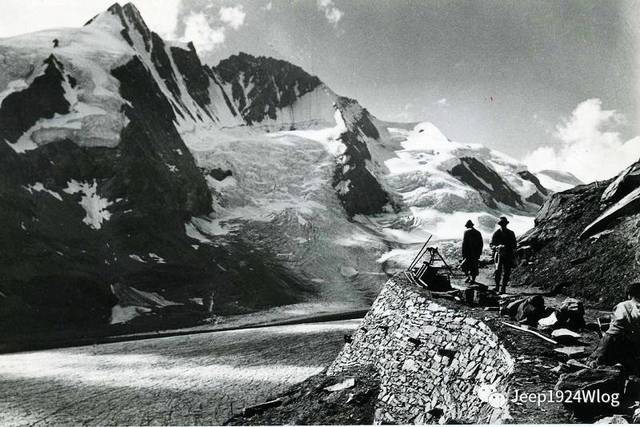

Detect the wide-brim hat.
[
  {"left": 465, "top": 220, "right": 474, "bottom": 227},
  {"left": 497, "top": 216, "right": 509, "bottom": 225}
]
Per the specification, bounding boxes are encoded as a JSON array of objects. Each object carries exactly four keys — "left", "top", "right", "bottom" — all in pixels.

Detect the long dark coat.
[
  {"left": 462, "top": 228, "right": 483, "bottom": 260},
  {"left": 490, "top": 228, "right": 517, "bottom": 261}
]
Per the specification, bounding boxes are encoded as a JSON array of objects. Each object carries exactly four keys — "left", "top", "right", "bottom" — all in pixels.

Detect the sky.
[{"left": 1, "top": 0, "right": 639, "bottom": 182}]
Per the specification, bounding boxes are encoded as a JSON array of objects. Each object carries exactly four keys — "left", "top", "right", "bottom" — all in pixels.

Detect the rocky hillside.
[{"left": 513, "top": 161, "right": 640, "bottom": 307}]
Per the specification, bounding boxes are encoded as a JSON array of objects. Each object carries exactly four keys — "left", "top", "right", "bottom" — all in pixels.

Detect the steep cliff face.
[
  {"left": 331, "top": 97, "right": 393, "bottom": 217},
  {"left": 449, "top": 157, "right": 525, "bottom": 210},
  {"left": 513, "top": 163, "right": 640, "bottom": 307},
  {"left": 215, "top": 52, "right": 324, "bottom": 127}
]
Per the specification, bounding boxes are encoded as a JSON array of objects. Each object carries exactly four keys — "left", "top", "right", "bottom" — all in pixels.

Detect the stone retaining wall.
[{"left": 327, "top": 273, "right": 514, "bottom": 424}]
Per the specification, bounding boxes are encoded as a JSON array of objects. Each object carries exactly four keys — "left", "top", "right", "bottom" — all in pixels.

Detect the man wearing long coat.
[{"left": 462, "top": 220, "right": 483, "bottom": 284}]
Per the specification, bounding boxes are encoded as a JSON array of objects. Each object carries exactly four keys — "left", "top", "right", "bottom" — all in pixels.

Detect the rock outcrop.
[
  {"left": 215, "top": 52, "right": 323, "bottom": 127},
  {"left": 513, "top": 161, "right": 640, "bottom": 307},
  {"left": 449, "top": 157, "right": 525, "bottom": 210}
]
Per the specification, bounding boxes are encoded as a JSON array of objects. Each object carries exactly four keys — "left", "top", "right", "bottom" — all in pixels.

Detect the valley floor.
[
  {"left": 0, "top": 266, "right": 615, "bottom": 426},
  {"left": 0, "top": 319, "right": 359, "bottom": 426}
]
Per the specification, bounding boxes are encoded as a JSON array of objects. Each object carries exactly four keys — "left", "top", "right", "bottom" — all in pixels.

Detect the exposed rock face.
[
  {"left": 0, "top": 52, "right": 213, "bottom": 331},
  {"left": 332, "top": 97, "right": 392, "bottom": 216},
  {"left": 582, "top": 186, "right": 640, "bottom": 239},
  {"left": 601, "top": 163, "right": 640, "bottom": 204},
  {"left": 215, "top": 52, "right": 322, "bottom": 126},
  {"left": 0, "top": 55, "right": 70, "bottom": 145},
  {"left": 513, "top": 165, "right": 640, "bottom": 307},
  {"left": 449, "top": 157, "right": 524, "bottom": 209},
  {"left": 518, "top": 170, "right": 549, "bottom": 205},
  {"left": 333, "top": 130, "right": 390, "bottom": 216},
  {"left": 111, "top": 56, "right": 212, "bottom": 216},
  {"left": 577, "top": 162, "right": 640, "bottom": 238}
]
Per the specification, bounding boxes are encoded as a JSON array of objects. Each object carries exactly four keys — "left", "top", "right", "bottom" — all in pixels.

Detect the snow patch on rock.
[
  {"left": 23, "top": 182, "right": 63, "bottom": 201},
  {"left": 63, "top": 179, "right": 113, "bottom": 229}
]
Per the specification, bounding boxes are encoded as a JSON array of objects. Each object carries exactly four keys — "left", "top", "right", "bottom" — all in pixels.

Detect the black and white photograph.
[{"left": 0, "top": 0, "right": 639, "bottom": 425}]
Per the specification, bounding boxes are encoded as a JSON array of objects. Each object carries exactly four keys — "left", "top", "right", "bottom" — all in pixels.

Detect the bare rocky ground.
[
  {"left": 226, "top": 366, "right": 380, "bottom": 426},
  {"left": 453, "top": 267, "right": 610, "bottom": 423},
  {"left": 0, "top": 265, "right": 624, "bottom": 426},
  {"left": 225, "top": 267, "right": 619, "bottom": 425},
  {"left": 0, "top": 319, "right": 359, "bottom": 426}
]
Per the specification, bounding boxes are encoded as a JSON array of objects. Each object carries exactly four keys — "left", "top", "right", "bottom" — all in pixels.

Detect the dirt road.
[{"left": 0, "top": 319, "right": 360, "bottom": 426}]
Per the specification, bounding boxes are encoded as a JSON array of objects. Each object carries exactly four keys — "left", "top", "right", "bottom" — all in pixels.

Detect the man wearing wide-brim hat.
[{"left": 490, "top": 216, "right": 517, "bottom": 293}]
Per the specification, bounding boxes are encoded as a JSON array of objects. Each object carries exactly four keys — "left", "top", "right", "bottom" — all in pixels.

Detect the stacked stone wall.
[{"left": 327, "top": 273, "right": 514, "bottom": 424}]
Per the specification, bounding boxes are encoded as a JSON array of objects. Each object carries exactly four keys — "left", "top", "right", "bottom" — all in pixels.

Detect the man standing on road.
[
  {"left": 490, "top": 216, "right": 517, "bottom": 294},
  {"left": 461, "top": 220, "right": 483, "bottom": 284}
]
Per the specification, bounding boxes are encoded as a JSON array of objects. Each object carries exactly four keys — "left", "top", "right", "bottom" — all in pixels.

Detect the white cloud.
[
  {"left": 179, "top": 4, "right": 247, "bottom": 52},
  {"left": 181, "top": 12, "right": 225, "bottom": 52},
  {"left": 264, "top": 1, "right": 273, "bottom": 11},
  {"left": 317, "top": 0, "right": 343, "bottom": 27},
  {"left": 134, "top": 0, "right": 182, "bottom": 39},
  {"left": 435, "top": 98, "right": 449, "bottom": 107},
  {"left": 524, "top": 98, "right": 640, "bottom": 183},
  {"left": 219, "top": 5, "right": 246, "bottom": 30}
]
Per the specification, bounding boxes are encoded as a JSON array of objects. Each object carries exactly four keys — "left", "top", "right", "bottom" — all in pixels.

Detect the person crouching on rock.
[
  {"left": 490, "top": 216, "right": 517, "bottom": 294},
  {"left": 461, "top": 220, "right": 483, "bottom": 284},
  {"left": 590, "top": 282, "right": 640, "bottom": 374}
]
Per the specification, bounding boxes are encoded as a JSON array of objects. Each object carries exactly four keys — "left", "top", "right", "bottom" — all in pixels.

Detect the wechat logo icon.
[{"left": 476, "top": 384, "right": 508, "bottom": 409}]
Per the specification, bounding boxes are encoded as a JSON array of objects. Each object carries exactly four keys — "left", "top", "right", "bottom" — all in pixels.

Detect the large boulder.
[
  {"left": 601, "top": 162, "right": 640, "bottom": 204},
  {"left": 555, "top": 367, "right": 625, "bottom": 419},
  {"left": 581, "top": 186, "right": 640, "bottom": 238}
]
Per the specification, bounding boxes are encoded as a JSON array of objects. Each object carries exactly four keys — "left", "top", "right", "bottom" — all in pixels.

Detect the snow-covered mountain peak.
[
  {"left": 535, "top": 169, "right": 584, "bottom": 192},
  {"left": 407, "top": 122, "right": 451, "bottom": 147},
  {"left": 85, "top": 2, "right": 151, "bottom": 46}
]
